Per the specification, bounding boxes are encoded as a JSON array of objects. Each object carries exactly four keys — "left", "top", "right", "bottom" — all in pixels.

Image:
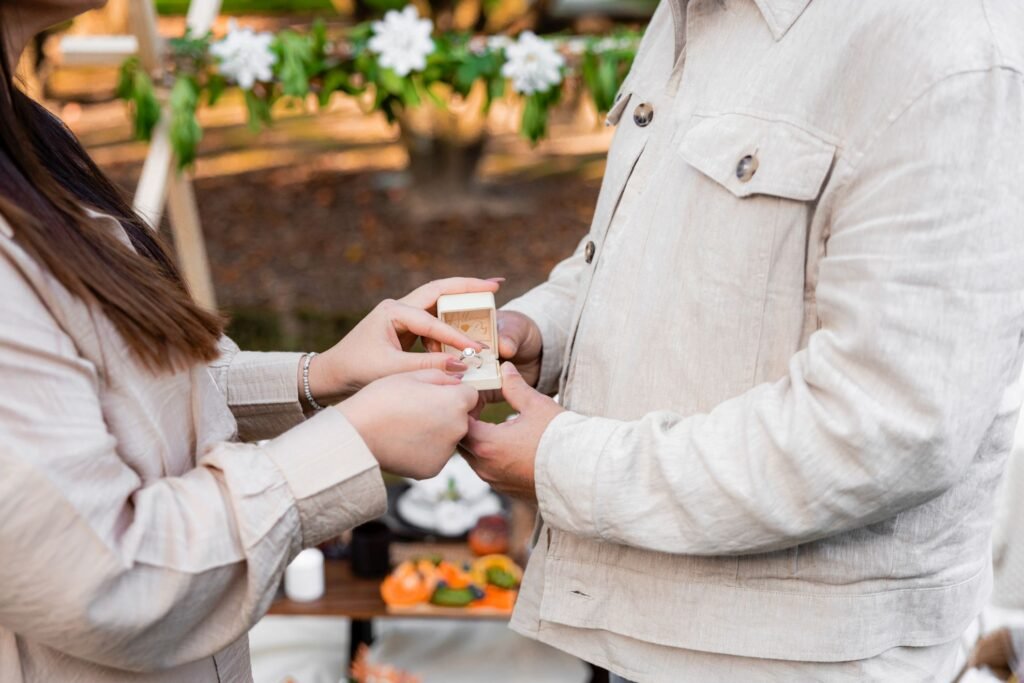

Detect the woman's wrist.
[{"left": 297, "top": 351, "right": 355, "bottom": 409}]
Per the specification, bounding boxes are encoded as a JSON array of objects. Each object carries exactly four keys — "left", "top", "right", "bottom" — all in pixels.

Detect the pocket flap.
[{"left": 679, "top": 113, "right": 837, "bottom": 201}]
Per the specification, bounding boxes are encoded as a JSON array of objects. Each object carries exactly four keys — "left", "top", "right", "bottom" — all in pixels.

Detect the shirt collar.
[{"left": 751, "top": 0, "right": 813, "bottom": 40}]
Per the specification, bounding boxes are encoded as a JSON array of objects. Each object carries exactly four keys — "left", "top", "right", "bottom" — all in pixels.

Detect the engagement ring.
[{"left": 460, "top": 347, "right": 483, "bottom": 369}]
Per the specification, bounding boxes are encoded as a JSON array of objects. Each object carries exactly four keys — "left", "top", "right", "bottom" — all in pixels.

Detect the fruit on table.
[
  {"left": 436, "top": 561, "right": 474, "bottom": 590},
  {"left": 468, "top": 515, "right": 510, "bottom": 556},
  {"left": 431, "top": 585, "right": 477, "bottom": 607},
  {"left": 474, "top": 585, "right": 517, "bottom": 612},
  {"left": 381, "top": 555, "right": 523, "bottom": 610},
  {"left": 380, "top": 560, "right": 436, "bottom": 607},
  {"left": 470, "top": 555, "right": 523, "bottom": 589}
]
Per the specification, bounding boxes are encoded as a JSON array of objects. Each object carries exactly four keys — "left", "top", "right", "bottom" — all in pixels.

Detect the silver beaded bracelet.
[{"left": 302, "top": 352, "right": 326, "bottom": 411}]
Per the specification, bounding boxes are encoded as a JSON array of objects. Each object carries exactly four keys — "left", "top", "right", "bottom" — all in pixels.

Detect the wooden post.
[
  {"left": 130, "top": 0, "right": 222, "bottom": 310},
  {"left": 167, "top": 174, "right": 217, "bottom": 308},
  {"left": 61, "top": 0, "right": 223, "bottom": 311}
]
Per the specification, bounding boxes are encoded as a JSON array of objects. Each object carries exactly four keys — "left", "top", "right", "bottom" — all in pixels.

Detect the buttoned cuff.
[
  {"left": 535, "top": 411, "right": 621, "bottom": 540},
  {"left": 501, "top": 301, "right": 567, "bottom": 396},
  {"left": 263, "top": 408, "right": 387, "bottom": 547},
  {"left": 227, "top": 351, "right": 306, "bottom": 441}
]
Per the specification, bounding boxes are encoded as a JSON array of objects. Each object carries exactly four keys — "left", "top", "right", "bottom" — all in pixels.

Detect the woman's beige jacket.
[{"left": 0, "top": 212, "right": 387, "bottom": 682}]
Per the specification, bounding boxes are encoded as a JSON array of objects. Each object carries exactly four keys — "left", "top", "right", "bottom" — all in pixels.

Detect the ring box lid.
[{"left": 437, "top": 292, "right": 501, "bottom": 391}]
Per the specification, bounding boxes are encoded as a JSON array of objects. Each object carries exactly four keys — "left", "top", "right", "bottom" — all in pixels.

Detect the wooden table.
[{"left": 267, "top": 524, "right": 609, "bottom": 682}]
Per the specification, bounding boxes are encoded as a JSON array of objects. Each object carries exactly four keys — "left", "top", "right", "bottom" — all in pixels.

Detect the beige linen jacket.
[
  {"left": 503, "top": 0, "right": 1024, "bottom": 678},
  {"left": 993, "top": 395, "right": 1024, "bottom": 609},
  {"left": 0, "top": 212, "right": 387, "bottom": 682}
]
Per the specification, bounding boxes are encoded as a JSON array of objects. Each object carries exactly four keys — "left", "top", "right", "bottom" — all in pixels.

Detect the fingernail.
[
  {"left": 502, "top": 362, "right": 520, "bottom": 376},
  {"left": 478, "top": 342, "right": 490, "bottom": 350},
  {"left": 446, "top": 359, "right": 468, "bottom": 372},
  {"left": 487, "top": 277, "right": 506, "bottom": 283}
]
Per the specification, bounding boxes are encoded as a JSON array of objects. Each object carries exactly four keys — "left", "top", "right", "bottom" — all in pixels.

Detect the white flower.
[
  {"left": 210, "top": 19, "right": 277, "bottom": 90},
  {"left": 563, "top": 37, "right": 588, "bottom": 56},
  {"left": 485, "top": 35, "right": 513, "bottom": 52},
  {"left": 501, "top": 31, "right": 565, "bottom": 95},
  {"left": 368, "top": 5, "right": 435, "bottom": 77},
  {"left": 594, "top": 36, "right": 637, "bottom": 53}
]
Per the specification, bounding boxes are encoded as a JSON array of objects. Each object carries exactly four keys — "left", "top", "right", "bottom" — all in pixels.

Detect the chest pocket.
[
  {"left": 677, "top": 112, "right": 837, "bottom": 391},
  {"left": 680, "top": 113, "right": 844, "bottom": 579}
]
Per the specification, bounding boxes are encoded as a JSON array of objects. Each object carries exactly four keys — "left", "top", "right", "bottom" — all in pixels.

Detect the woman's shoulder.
[{"left": 0, "top": 214, "right": 96, "bottom": 358}]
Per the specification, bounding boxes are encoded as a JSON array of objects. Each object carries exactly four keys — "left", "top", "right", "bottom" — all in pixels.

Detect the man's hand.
[
  {"left": 495, "top": 311, "right": 543, "bottom": 388},
  {"left": 462, "top": 362, "right": 565, "bottom": 502}
]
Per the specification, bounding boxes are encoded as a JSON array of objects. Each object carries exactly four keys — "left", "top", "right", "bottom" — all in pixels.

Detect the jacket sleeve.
[
  {"left": 502, "top": 236, "right": 589, "bottom": 395},
  {"left": 533, "top": 69, "right": 1024, "bottom": 554},
  {"left": 0, "top": 256, "right": 386, "bottom": 672},
  {"left": 208, "top": 336, "right": 307, "bottom": 441}
]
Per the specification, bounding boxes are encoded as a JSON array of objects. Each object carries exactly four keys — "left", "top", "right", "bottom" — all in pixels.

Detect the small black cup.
[{"left": 350, "top": 520, "right": 392, "bottom": 578}]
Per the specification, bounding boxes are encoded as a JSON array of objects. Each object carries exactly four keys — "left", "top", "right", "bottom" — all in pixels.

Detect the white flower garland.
[
  {"left": 210, "top": 19, "right": 277, "bottom": 91},
  {"left": 368, "top": 6, "right": 437, "bottom": 77}
]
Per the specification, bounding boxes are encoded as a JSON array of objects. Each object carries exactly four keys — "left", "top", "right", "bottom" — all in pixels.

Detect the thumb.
[
  {"left": 499, "top": 362, "right": 538, "bottom": 412},
  {"left": 498, "top": 334, "right": 519, "bottom": 360}
]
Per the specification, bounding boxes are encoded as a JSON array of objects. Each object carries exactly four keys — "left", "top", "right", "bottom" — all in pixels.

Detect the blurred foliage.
[
  {"left": 157, "top": 0, "right": 337, "bottom": 14},
  {"left": 227, "top": 307, "right": 364, "bottom": 351},
  {"left": 117, "top": 18, "right": 638, "bottom": 167}
]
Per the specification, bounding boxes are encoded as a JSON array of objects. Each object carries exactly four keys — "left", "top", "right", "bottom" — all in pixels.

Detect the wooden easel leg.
[{"left": 166, "top": 172, "right": 217, "bottom": 310}]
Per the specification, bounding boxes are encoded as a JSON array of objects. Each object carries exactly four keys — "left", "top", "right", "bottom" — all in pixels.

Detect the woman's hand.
[
  {"left": 305, "top": 277, "right": 502, "bottom": 405},
  {"left": 337, "top": 370, "right": 480, "bottom": 479}
]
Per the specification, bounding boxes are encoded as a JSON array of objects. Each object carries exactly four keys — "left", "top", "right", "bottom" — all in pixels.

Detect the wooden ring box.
[{"left": 437, "top": 292, "right": 502, "bottom": 390}]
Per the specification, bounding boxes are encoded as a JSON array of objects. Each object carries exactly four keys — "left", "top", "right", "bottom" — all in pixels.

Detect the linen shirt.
[
  {"left": 0, "top": 212, "right": 387, "bottom": 682},
  {"left": 993, "top": 399, "right": 1024, "bottom": 609},
  {"left": 503, "top": 0, "right": 1024, "bottom": 679}
]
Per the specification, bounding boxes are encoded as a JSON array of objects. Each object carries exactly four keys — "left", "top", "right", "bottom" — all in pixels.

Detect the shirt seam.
[
  {"left": 978, "top": 0, "right": 1003, "bottom": 64},
  {"left": 839, "top": 66, "right": 1021, "bottom": 184}
]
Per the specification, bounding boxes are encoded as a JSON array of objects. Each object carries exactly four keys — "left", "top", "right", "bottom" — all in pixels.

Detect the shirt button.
[
  {"left": 736, "top": 154, "right": 759, "bottom": 182},
  {"left": 584, "top": 240, "right": 596, "bottom": 264},
  {"left": 633, "top": 102, "right": 654, "bottom": 127}
]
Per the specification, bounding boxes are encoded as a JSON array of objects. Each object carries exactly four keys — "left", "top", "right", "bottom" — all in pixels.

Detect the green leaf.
[
  {"left": 319, "top": 68, "right": 356, "bottom": 106},
  {"left": 243, "top": 88, "right": 274, "bottom": 131},
  {"left": 360, "top": 0, "right": 406, "bottom": 13},
  {"left": 116, "top": 58, "right": 161, "bottom": 141},
  {"left": 206, "top": 73, "right": 227, "bottom": 106},
  {"left": 520, "top": 91, "right": 557, "bottom": 143},
  {"left": 273, "top": 30, "right": 316, "bottom": 97},
  {"left": 485, "top": 76, "right": 505, "bottom": 111},
  {"left": 378, "top": 68, "right": 406, "bottom": 96},
  {"left": 169, "top": 77, "right": 202, "bottom": 169},
  {"left": 401, "top": 78, "right": 421, "bottom": 108}
]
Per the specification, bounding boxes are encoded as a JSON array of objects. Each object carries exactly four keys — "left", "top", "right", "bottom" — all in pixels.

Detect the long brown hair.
[{"left": 0, "top": 34, "right": 223, "bottom": 373}]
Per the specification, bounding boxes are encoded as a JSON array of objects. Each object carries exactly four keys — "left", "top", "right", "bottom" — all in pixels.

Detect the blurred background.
[
  {"left": 20, "top": 0, "right": 654, "bottom": 357},
  {"left": 14, "top": 2, "right": 657, "bottom": 682}
]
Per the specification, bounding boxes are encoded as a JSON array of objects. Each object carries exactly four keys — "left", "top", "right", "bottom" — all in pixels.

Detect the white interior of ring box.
[{"left": 436, "top": 292, "right": 502, "bottom": 391}]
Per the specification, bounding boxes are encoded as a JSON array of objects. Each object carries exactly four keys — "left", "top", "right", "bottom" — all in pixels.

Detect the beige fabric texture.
[
  {"left": 993, "top": 404, "right": 1024, "bottom": 609},
  {"left": 0, "top": 213, "right": 388, "bottom": 682},
  {"left": 503, "top": 0, "right": 1024, "bottom": 680}
]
